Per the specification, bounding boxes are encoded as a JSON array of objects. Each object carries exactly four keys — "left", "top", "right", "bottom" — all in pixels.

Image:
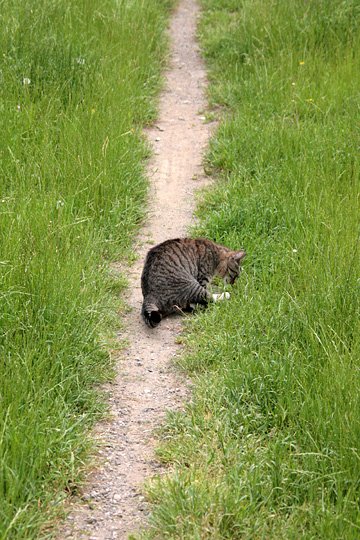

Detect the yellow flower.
[{"left": 299, "top": 61, "right": 305, "bottom": 65}]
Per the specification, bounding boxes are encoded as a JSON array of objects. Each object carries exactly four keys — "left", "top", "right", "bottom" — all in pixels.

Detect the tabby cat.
[{"left": 141, "top": 237, "right": 246, "bottom": 328}]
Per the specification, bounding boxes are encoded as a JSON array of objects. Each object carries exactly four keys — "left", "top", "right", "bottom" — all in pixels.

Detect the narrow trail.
[{"left": 61, "top": 1, "right": 211, "bottom": 538}]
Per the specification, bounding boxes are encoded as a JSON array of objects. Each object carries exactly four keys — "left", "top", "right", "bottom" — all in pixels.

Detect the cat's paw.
[
  {"left": 212, "top": 292, "right": 231, "bottom": 302},
  {"left": 182, "top": 303, "right": 196, "bottom": 313}
]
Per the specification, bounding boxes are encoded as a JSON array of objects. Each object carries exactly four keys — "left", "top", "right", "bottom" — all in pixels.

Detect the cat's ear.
[{"left": 233, "top": 250, "right": 246, "bottom": 263}]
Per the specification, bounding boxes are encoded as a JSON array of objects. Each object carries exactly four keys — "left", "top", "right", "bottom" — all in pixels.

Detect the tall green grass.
[
  {"left": 142, "top": 1, "right": 360, "bottom": 538},
  {"left": 0, "top": 0, "right": 172, "bottom": 537}
]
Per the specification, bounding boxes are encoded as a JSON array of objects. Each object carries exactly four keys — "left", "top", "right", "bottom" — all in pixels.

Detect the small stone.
[{"left": 113, "top": 511, "right": 123, "bottom": 518}]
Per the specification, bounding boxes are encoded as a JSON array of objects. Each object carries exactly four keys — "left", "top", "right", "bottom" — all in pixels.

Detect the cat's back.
[
  {"left": 145, "top": 237, "right": 216, "bottom": 260},
  {"left": 145, "top": 237, "right": 197, "bottom": 261},
  {"left": 142, "top": 238, "right": 196, "bottom": 281}
]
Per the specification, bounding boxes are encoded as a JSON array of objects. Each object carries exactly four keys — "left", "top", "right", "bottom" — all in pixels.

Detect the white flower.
[
  {"left": 76, "top": 57, "right": 86, "bottom": 65},
  {"left": 292, "top": 248, "right": 298, "bottom": 253},
  {"left": 56, "top": 199, "right": 65, "bottom": 209},
  {"left": 22, "top": 77, "right": 31, "bottom": 85}
]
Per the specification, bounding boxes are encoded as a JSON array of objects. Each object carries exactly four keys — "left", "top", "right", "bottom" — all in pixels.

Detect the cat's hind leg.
[
  {"left": 187, "top": 281, "right": 212, "bottom": 308},
  {"left": 185, "top": 280, "right": 230, "bottom": 309}
]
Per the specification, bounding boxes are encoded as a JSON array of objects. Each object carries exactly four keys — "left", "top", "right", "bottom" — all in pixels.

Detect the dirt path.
[{"left": 60, "top": 1, "right": 210, "bottom": 538}]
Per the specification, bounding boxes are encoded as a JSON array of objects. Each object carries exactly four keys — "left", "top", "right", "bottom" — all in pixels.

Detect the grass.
[
  {"left": 140, "top": 0, "right": 360, "bottom": 538},
  {"left": 0, "top": 0, "right": 173, "bottom": 537}
]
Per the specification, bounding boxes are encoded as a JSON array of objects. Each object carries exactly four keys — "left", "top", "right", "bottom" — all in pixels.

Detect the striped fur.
[{"left": 141, "top": 238, "right": 246, "bottom": 328}]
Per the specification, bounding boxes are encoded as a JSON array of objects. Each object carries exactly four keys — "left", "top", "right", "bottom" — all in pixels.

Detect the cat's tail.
[{"left": 141, "top": 299, "right": 162, "bottom": 328}]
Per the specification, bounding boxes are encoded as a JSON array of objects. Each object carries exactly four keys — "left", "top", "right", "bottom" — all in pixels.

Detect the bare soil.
[{"left": 59, "top": 1, "right": 211, "bottom": 538}]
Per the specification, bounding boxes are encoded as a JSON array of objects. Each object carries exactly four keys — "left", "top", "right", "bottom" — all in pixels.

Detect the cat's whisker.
[{"left": 173, "top": 305, "right": 186, "bottom": 314}]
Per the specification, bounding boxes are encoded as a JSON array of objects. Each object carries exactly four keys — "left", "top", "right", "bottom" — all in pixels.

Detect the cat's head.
[{"left": 217, "top": 249, "right": 246, "bottom": 285}]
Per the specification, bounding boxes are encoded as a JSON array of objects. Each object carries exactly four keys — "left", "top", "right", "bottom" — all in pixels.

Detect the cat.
[{"left": 141, "top": 237, "right": 246, "bottom": 328}]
